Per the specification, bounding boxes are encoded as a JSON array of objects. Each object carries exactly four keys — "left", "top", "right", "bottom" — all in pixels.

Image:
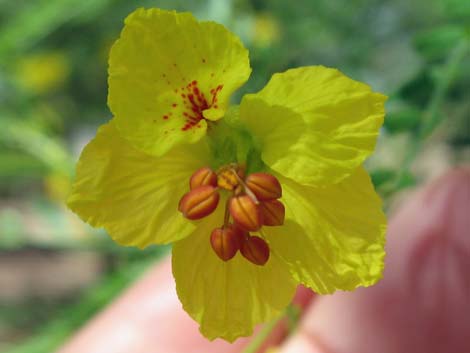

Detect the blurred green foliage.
[{"left": 0, "top": 0, "right": 468, "bottom": 352}]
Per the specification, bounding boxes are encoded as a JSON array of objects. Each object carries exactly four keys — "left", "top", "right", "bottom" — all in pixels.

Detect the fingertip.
[{"left": 279, "top": 333, "right": 326, "bottom": 353}]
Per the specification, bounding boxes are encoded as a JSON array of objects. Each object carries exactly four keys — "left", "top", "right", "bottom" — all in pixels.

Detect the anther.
[
  {"left": 259, "top": 199, "right": 285, "bottom": 226},
  {"left": 229, "top": 195, "right": 263, "bottom": 231},
  {"left": 240, "top": 235, "right": 270, "bottom": 266},
  {"left": 245, "top": 173, "right": 282, "bottom": 201},
  {"left": 210, "top": 225, "right": 242, "bottom": 261},
  {"left": 189, "top": 167, "right": 217, "bottom": 189},
  {"left": 216, "top": 165, "right": 241, "bottom": 191},
  {"left": 178, "top": 185, "right": 219, "bottom": 220}
]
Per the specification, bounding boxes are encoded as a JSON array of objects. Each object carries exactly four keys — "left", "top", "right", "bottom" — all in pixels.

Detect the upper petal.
[
  {"left": 267, "top": 167, "right": 386, "bottom": 294},
  {"left": 172, "top": 205, "right": 296, "bottom": 342},
  {"left": 240, "top": 66, "right": 386, "bottom": 186},
  {"left": 109, "top": 8, "right": 251, "bottom": 157},
  {"left": 67, "top": 120, "right": 210, "bottom": 247}
]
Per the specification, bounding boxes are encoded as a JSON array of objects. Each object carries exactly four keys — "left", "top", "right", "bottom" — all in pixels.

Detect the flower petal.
[
  {"left": 67, "top": 120, "right": 210, "bottom": 247},
  {"left": 266, "top": 167, "right": 386, "bottom": 294},
  {"left": 240, "top": 66, "right": 386, "bottom": 186},
  {"left": 109, "top": 8, "right": 251, "bottom": 157},
  {"left": 172, "top": 205, "right": 296, "bottom": 342}
]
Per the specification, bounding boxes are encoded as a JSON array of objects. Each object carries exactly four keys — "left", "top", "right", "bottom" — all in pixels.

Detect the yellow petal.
[
  {"left": 67, "top": 120, "right": 210, "bottom": 247},
  {"left": 267, "top": 167, "right": 386, "bottom": 294},
  {"left": 109, "top": 8, "right": 251, "bottom": 157},
  {"left": 172, "top": 205, "right": 296, "bottom": 342},
  {"left": 240, "top": 66, "right": 386, "bottom": 186}
]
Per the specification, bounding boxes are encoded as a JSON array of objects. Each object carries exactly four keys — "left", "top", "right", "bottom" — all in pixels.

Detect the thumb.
[{"left": 279, "top": 167, "right": 470, "bottom": 353}]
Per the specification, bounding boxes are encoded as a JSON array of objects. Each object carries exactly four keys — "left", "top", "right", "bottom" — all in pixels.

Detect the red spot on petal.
[
  {"left": 172, "top": 103, "right": 177, "bottom": 108},
  {"left": 178, "top": 80, "right": 223, "bottom": 132},
  {"left": 163, "top": 115, "right": 169, "bottom": 120}
]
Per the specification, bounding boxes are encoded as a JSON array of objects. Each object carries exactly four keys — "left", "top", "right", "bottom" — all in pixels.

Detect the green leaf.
[
  {"left": 414, "top": 25, "right": 467, "bottom": 61},
  {"left": 370, "top": 169, "right": 397, "bottom": 189},
  {"left": 384, "top": 106, "right": 422, "bottom": 133},
  {"left": 439, "top": 0, "right": 470, "bottom": 20}
]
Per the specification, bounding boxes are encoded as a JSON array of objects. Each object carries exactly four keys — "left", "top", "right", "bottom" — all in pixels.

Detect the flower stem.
[
  {"left": 240, "top": 303, "right": 302, "bottom": 353},
  {"left": 240, "top": 315, "right": 282, "bottom": 353}
]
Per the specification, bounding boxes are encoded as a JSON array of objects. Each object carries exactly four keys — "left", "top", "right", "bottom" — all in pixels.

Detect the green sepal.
[{"left": 207, "top": 106, "right": 265, "bottom": 173}]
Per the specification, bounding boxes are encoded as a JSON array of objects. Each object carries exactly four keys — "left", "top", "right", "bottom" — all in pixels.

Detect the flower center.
[
  {"left": 216, "top": 164, "right": 244, "bottom": 192},
  {"left": 178, "top": 164, "right": 285, "bottom": 266},
  {"left": 178, "top": 80, "right": 223, "bottom": 131}
]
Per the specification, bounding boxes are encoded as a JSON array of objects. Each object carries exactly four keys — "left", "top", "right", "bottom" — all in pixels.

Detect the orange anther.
[
  {"left": 229, "top": 195, "right": 263, "bottom": 231},
  {"left": 245, "top": 173, "right": 282, "bottom": 201},
  {"left": 189, "top": 167, "right": 217, "bottom": 189},
  {"left": 178, "top": 185, "right": 219, "bottom": 220},
  {"left": 210, "top": 226, "right": 241, "bottom": 261},
  {"left": 240, "top": 235, "right": 270, "bottom": 266},
  {"left": 260, "top": 199, "right": 285, "bottom": 226}
]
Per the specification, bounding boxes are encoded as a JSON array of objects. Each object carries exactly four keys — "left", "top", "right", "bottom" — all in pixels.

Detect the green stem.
[
  {"left": 418, "top": 39, "right": 469, "bottom": 140},
  {"left": 240, "top": 315, "right": 282, "bottom": 353},
  {"left": 240, "top": 303, "right": 301, "bottom": 353},
  {"left": 385, "top": 38, "right": 469, "bottom": 195}
]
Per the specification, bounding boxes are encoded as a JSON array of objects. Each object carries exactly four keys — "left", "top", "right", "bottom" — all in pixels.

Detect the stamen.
[
  {"left": 179, "top": 164, "right": 285, "bottom": 266},
  {"left": 259, "top": 199, "right": 285, "bottom": 226},
  {"left": 190, "top": 167, "right": 217, "bottom": 189},
  {"left": 178, "top": 185, "right": 219, "bottom": 220},
  {"left": 239, "top": 235, "right": 270, "bottom": 266},
  {"left": 223, "top": 199, "right": 231, "bottom": 228},
  {"left": 210, "top": 226, "right": 240, "bottom": 261},
  {"left": 229, "top": 195, "right": 263, "bottom": 231},
  {"left": 230, "top": 168, "right": 259, "bottom": 205}
]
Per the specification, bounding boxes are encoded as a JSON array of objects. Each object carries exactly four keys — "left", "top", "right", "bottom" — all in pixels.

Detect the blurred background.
[{"left": 0, "top": 0, "right": 468, "bottom": 352}]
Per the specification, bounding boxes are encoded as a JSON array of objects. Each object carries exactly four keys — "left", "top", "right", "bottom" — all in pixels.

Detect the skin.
[{"left": 59, "top": 167, "right": 470, "bottom": 353}]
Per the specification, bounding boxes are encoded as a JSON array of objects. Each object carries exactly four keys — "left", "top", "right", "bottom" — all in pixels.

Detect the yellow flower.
[
  {"left": 16, "top": 51, "right": 69, "bottom": 94},
  {"left": 252, "top": 13, "right": 281, "bottom": 47},
  {"left": 67, "top": 8, "right": 387, "bottom": 342}
]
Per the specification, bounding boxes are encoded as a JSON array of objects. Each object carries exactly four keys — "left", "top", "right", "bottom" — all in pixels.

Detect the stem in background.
[
  {"left": 240, "top": 314, "right": 282, "bottom": 353},
  {"left": 419, "top": 39, "right": 469, "bottom": 140},
  {"left": 386, "top": 38, "right": 469, "bottom": 195},
  {"left": 240, "top": 303, "right": 301, "bottom": 353}
]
